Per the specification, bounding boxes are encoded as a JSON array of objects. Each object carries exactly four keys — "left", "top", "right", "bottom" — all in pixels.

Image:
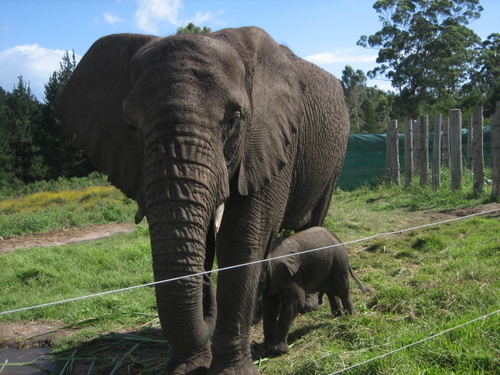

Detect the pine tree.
[
  {"left": 39, "top": 51, "right": 93, "bottom": 179},
  {"left": 3, "top": 77, "right": 46, "bottom": 182}
]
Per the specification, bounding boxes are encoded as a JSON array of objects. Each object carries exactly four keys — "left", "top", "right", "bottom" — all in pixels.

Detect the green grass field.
[{"left": 0, "top": 173, "right": 499, "bottom": 374}]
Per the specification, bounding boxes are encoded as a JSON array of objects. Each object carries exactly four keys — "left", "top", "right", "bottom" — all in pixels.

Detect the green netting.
[{"left": 336, "top": 126, "right": 492, "bottom": 190}]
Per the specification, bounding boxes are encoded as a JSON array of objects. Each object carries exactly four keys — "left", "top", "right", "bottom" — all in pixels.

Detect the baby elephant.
[{"left": 260, "top": 226, "right": 367, "bottom": 354}]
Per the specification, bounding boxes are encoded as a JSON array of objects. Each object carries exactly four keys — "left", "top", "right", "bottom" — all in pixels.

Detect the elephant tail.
[{"left": 349, "top": 266, "right": 368, "bottom": 295}]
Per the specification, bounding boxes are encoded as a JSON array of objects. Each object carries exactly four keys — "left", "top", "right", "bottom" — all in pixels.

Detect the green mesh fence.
[{"left": 336, "top": 126, "right": 492, "bottom": 190}]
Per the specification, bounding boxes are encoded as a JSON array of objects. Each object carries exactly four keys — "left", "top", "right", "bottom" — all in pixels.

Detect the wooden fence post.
[
  {"left": 419, "top": 115, "right": 429, "bottom": 186},
  {"left": 442, "top": 117, "right": 450, "bottom": 168},
  {"left": 450, "top": 109, "right": 463, "bottom": 191},
  {"left": 413, "top": 119, "right": 420, "bottom": 172},
  {"left": 467, "top": 116, "right": 473, "bottom": 169},
  {"left": 385, "top": 120, "right": 400, "bottom": 184},
  {"left": 432, "top": 114, "right": 442, "bottom": 188},
  {"left": 491, "top": 102, "right": 500, "bottom": 199},
  {"left": 472, "top": 106, "right": 484, "bottom": 195},
  {"left": 404, "top": 118, "right": 413, "bottom": 187}
]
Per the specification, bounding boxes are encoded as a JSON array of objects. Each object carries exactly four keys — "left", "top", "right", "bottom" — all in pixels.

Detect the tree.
[
  {"left": 358, "top": 0, "right": 483, "bottom": 117},
  {"left": 176, "top": 23, "right": 211, "bottom": 34},
  {"left": 2, "top": 77, "right": 46, "bottom": 182},
  {"left": 463, "top": 33, "right": 500, "bottom": 115},
  {"left": 0, "top": 87, "right": 13, "bottom": 183},
  {"left": 39, "top": 50, "right": 93, "bottom": 179},
  {"left": 342, "top": 66, "right": 367, "bottom": 132},
  {"left": 341, "top": 65, "right": 395, "bottom": 133}
]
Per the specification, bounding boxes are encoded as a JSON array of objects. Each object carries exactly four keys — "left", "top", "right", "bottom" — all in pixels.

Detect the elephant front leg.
[
  {"left": 269, "top": 286, "right": 303, "bottom": 355},
  {"left": 262, "top": 293, "right": 280, "bottom": 349},
  {"left": 210, "top": 263, "right": 262, "bottom": 375}
]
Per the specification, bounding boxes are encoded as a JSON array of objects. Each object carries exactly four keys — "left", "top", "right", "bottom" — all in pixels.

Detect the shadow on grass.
[
  {"left": 52, "top": 327, "right": 172, "bottom": 375},
  {"left": 53, "top": 320, "right": 356, "bottom": 373},
  {"left": 251, "top": 322, "right": 328, "bottom": 361}
]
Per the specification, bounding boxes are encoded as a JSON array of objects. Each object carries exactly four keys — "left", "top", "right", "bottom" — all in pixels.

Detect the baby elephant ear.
[
  {"left": 228, "top": 27, "right": 302, "bottom": 196},
  {"left": 57, "top": 33, "right": 157, "bottom": 201},
  {"left": 267, "top": 238, "right": 301, "bottom": 295}
]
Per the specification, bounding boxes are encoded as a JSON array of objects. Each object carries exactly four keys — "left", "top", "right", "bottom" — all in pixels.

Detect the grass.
[
  {"left": 0, "top": 172, "right": 137, "bottom": 236},
  {"left": 259, "top": 213, "right": 500, "bottom": 375},
  {"left": 0, "top": 224, "right": 155, "bottom": 328},
  {"left": 0, "top": 172, "right": 499, "bottom": 374}
]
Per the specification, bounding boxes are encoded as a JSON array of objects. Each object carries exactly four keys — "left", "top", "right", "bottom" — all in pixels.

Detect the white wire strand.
[
  {"left": 0, "top": 207, "right": 498, "bottom": 317},
  {"left": 327, "top": 308, "right": 500, "bottom": 375}
]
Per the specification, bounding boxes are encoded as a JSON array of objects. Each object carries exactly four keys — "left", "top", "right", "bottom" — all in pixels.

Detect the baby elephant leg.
[
  {"left": 269, "top": 285, "right": 304, "bottom": 354},
  {"left": 333, "top": 265, "right": 367, "bottom": 315},
  {"left": 326, "top": 293, "right": 344, "bottom": 317},
  {"left": 300, "top": 292, "right": 321, "bottom": 313},
  {"left": 262, "top": 293, "right": 280, "bottom": 349},
  {"left": 326, "top": 290, "right": 355, "bottom": 316}
]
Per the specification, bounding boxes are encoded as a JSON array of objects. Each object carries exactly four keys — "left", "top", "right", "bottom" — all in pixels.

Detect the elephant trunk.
[{"left": 144, "top": 128, "right": 227, "bottom": 357}]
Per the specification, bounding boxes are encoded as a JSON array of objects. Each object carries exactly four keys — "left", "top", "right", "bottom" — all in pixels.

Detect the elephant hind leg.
[
  {"left": 326, "top": 293, "right": 344, "bottom": 317},
  {"left": 340, "top": 295, "right": 355, "bottom": 315},
  {"left": 308, "top": 178, "right": 337, "bottom": 227},
  {"left": 328, "top": 291, "right": 355, "bottom": 316}
]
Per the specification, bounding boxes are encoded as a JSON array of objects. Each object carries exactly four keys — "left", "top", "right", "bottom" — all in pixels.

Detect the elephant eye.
[{"left": 229, "top": 111, "right": 241, "bottom": 128}]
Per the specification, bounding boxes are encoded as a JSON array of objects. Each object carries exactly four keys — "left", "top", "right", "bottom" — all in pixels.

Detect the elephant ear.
[
  {"left": 56, "top": 33, "right": 157, "bottom": 201},
  {"left": 217, "top": 27, "right": 303, "bottom": 196},
  {"left": 267, "top": 238, "right": 301, "bottom": 295}
]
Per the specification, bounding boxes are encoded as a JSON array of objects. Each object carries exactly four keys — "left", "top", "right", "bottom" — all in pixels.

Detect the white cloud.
[
  {"left": 189, "top": 11, "right": 215, "bottom": 25},
  {"left": 133, "top": 0, "right": 215, "bottom": 34},
  {"left": 305, "top": 50, "right": 377, "bottom": 64},
  {"left": 102, "top": 12, "right": 124, "bottom": 25},
  {"left": 0, "top": 45, "right": 81, "bottom": 100},
  {"left": 368, "top": 80, "right": 395, "bottom": 92},
  {"left": 134, "top": 0, "right": 183, "bottom": 33}
]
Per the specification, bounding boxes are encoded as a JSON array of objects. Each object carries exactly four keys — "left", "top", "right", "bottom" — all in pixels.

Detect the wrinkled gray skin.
[
  {"left": 260, "top": 227, "right": 367, "bottom": 355},
  {"left": 56, "top": 27, "right": 349, "bottom": 374}
]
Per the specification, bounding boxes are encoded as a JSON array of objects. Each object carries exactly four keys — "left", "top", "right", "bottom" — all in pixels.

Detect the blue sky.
[{"left": 1, "top": 0, "right": 498, "bottom": 101}]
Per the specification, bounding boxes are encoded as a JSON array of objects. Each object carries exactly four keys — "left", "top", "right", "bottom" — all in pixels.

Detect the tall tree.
[
  {"left": 39, "top": 50, "right": 93, "bottom": 179},
  {"left": 341, "top": 65, "right": 395, "bottom": 133},
  {"left": 2, "top": 77, "right": 46, "bottom": 182},
  {"left": 342, "top": 66, "right": 368, "bottom": 132},
  {"left": 0, "top": 87, "right": 13, "bottom": 183},
  {"left": 358, "top": 0, "right": 483, "bottom": 117},
  {"left": 463, "top": 33, "right": 500, "bottom": 115}
]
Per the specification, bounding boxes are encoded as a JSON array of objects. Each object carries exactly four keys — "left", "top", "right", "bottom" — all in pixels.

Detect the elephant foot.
[
  {"left": 167, "top": 346, "right": 212, "bottom": 375},
  {"left": 267, "top": 341, "right": 289, "bottom": 355},
  {"left": 208, "top": 355, "right": 260, "bottom": 375}
]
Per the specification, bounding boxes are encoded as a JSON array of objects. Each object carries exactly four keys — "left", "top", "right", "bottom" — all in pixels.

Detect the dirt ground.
[
  {"left": 0, "top": 222, "right": 136, "bottom": 255},
  {"left": 1, "top": 203, "right": 499, "bottom": 373}
]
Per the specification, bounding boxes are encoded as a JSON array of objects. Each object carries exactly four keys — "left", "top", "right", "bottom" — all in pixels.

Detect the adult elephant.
[{"left": 57, "top": 27, "right": 349, "bottom": 375}]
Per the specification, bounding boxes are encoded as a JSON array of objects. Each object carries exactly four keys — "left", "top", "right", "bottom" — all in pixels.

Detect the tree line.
[
  {"left": 0, "top": 1, "right": 498, "bottom": 185},
  {"left": 0, "top": 52, "right": 93, "bottom": 187},
  {"left": 348, "top": 0, "right": 498, "bottom": 133}
]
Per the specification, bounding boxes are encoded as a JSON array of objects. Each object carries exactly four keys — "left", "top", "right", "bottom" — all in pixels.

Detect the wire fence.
[
  {"left": 1, "top": 207, "right": 498, "bottom": 317},
  {"left": 327, "top": 307, "right": 500, "bottom": 375}
]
